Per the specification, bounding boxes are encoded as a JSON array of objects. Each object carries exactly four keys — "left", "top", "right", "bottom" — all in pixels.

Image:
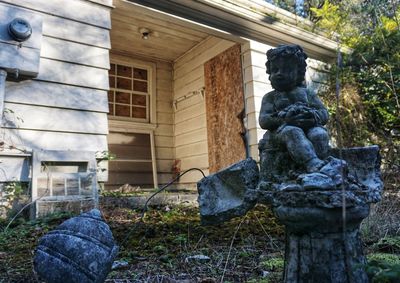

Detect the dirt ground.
[
  {"left": 0, "top": 201, "right": 286, "bottom": 283},
  {"left": 0, "top": 191, "right": 399, "bottom": 283}
]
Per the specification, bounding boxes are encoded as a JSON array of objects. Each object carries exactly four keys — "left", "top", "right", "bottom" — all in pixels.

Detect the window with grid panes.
[{"left": 108, "top": 63, "right": 150, "bottom": 121}]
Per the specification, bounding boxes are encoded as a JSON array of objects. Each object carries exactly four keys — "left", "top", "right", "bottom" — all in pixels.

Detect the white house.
[{"left": 0, "top": 0, "right": 336, "bottom": 216}]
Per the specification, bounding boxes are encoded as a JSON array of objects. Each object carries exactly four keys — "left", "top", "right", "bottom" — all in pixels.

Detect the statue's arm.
[
  {"left": 259, "top": 92, "right": 283, "bottom": 131},
  {"left": 308, "top": 89, "right": 329, "bottom": 126}
]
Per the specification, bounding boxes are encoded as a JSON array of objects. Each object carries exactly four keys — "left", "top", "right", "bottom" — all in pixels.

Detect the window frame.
[{"left": 108, "top": 58, "right": 157, "bottom": 126}]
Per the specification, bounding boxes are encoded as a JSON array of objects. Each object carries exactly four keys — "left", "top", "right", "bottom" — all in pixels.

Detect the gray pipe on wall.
[{"left": 0, "top": 70, "right": 7, "bottom": 117}]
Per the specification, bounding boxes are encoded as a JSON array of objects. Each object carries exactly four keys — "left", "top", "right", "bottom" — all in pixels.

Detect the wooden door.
[
  {"left": 204, "top": 44, "right": 246, "bottom": 173},
  {"left": 106, "top": 132, "right": 155, "bottom": 190}
]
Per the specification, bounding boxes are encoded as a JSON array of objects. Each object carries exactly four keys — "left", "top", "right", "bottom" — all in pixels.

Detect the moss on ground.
[
  {"left": 1, "top": 199, "right": 399, "bottom": 282},
  {"left": 0, "top": 204, "right": 285, "bottom": 282}
]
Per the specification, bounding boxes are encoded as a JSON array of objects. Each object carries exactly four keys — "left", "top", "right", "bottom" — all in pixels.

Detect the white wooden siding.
[
  {"left": 1, "top": 129, "right": 107, "bottom": 152},
  {"left": 1, "top": 0, "right": 111, "bottom": 28},
  {"left": 155, "top": 61, "right": 174, "bottom": 185},
  {"left": 36, "top": 59, "right": 109, "bottom": 90},
  {"left": 241, "top": 41, "right": 273, "bottom": 162},
  {"left": 3, "top": 0, "right": 112, "bottom": 155},
  {"left": 3, "top": 103, "right": 108, "bottom": 135},
  {"left": 5, "top": 81, "right": 108, "bottom": 112},
  {"left": 173, "top": 36, "right": 236, "bottom": 186},
  {"left": 43, "top": 15, "right": 110, "bottom": 49},
  {"left": 41, "top": 37, "right": 110, "bottom": 69}
]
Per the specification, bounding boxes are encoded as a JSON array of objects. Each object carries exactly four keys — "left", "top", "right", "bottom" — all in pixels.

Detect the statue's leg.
[
  {"left": 278, "top": 126, "right": 324, "bottom": 172},
  {"left": 259, "top": 132, "right": 282, "bottom": 181},
  {"left": 307, "top": 127, "right": 330, "bottom": 159}
]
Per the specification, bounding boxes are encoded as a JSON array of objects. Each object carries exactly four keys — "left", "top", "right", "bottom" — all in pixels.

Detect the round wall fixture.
[
  {"left": 8, "top": 18, "right": 32, "bottom": 42},
  {"left": 139, "top": 27, "right": 151, "bottom": 40}
]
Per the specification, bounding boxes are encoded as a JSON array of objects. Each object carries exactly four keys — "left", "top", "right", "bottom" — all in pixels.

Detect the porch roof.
[{"left": 127, "top": 0, "right": 341, "bottom": 61}]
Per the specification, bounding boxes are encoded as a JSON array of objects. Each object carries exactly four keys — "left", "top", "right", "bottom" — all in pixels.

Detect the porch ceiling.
[{"left": 111, "top": 0, "right": 212, "bottom": 62}]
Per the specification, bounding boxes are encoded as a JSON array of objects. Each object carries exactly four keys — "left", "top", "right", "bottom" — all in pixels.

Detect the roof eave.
[{"left": 127, "top": 0, "right": 341, "bottom": 61}]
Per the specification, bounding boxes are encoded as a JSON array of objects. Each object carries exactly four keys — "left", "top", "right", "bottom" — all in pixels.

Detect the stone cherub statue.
[
  {"left": 197, "top": 43, "right": 383, "bottom": 283},
  {"left": 258, "top": 45, "right": 333, "bottom": 184}
]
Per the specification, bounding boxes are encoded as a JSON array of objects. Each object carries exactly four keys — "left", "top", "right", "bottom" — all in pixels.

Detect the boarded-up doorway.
[{"left": 204, "top": 44, "right": 246, "bottom": 173}]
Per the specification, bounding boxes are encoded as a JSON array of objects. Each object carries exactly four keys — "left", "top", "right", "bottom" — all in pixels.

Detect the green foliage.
[
  {"left": 311, "top": 1, "right": 400, "bottom": 172},
  {"left": 310, "top": 0, "right": 348, "bottom": 39},
  {"left": 95, "top": 150, "right": 116, "bottom": 161},
  {"left": 2, "top": 182, "right": 25, "bottom": 201},
  {"left": 366, "top": 253, "right": 400, "bottom": 283},
  {"left": 0, "top": 211, "right": 74, "bottom": 281},
  {"left": 372, "top": 236, "right": 400, "bottom": 254},
  {"left": 0, "top": 181, "right": 30, "bottom": 219},
  {"left": 260, "top": 257, "right": 285, "bottom": 271}
]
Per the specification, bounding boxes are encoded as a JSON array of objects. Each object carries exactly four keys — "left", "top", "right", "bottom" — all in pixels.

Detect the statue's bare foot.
[{"left": 306, "top": 158, "right": 325, "bottom": 173}]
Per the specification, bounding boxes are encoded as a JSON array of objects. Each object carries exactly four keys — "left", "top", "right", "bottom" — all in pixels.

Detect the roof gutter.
[{"left": 127, "top": 0, "right": 341, "bottom": 61}]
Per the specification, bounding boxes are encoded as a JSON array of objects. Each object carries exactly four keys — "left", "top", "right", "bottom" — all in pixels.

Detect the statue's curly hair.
[{"left": 265, "top": 44, "right": 308, "bottom": 87}]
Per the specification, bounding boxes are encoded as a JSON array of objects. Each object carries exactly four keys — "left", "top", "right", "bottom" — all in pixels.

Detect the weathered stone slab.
[
  {"left": 331, "top": 145, "right": 383, "bottom": 202},
  {"left": 34, "top": 209, "right": 118, "bottom": 283},
  {"left": 197, "top": 158, "right": 259, "bottom": 225}
]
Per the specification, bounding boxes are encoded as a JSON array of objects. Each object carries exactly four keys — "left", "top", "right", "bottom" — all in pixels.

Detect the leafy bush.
[
  {"left": 366, "top": 253, "right": 400, "bottom": 283},
  {"left": 311, "top": 1, "right": 400, "bottom": 174}
]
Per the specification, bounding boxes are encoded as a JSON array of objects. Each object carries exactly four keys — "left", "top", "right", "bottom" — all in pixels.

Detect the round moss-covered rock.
[{"left": 34, "top": 209, "right": 118, "bottom": 283}]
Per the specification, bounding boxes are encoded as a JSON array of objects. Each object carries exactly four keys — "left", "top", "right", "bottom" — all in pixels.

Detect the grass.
[
  {"left": 103, "top": 203, "right": 285, "bottom": 282},
  {"left": 0, "top": 204, "right": 285, "bottom": 283},
  {"left": 0, "top": 190, "right": 399, "bottom": 282}
]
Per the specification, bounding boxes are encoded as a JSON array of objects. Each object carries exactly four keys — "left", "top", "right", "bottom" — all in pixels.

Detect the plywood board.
[{"left": 204, "top": 44, "right": 246, "bottom": 173}]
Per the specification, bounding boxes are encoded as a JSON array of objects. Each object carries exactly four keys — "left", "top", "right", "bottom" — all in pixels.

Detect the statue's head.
[{"left": 266, "top": 44, "right": 307, "bottom": 91}]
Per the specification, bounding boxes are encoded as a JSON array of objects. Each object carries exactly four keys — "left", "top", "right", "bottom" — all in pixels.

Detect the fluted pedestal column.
[{"left": 274, "top": 201, "right": 370, "bottom": 283}]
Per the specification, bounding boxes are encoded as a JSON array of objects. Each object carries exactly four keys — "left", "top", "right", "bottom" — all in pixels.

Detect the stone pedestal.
[
  {"left": 274, "top": 200, "right": 370, "bottom": 283},
  {"left": 197, "top": 146, "right": 382, "bottom": 283}
]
